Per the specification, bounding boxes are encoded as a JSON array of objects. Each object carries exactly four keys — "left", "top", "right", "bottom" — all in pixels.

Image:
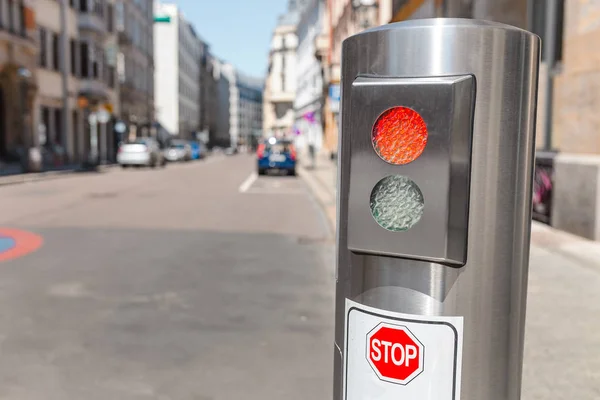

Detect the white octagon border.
[{"left": 365, "top": 322, "right": 425, "bottom": 385}]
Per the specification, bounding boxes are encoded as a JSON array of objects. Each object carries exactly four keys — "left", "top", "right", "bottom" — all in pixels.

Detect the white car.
[
  {"left": 164, "top": 141, "right": 192, "bottom": 162},
  {"left": 117, "top": 138, "right": 166, "bottom": 168}
]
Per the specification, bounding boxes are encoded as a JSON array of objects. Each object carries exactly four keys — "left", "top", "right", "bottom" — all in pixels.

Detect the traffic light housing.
[{"left": 346, "top": 75, "right": 475, "bottom": 266}]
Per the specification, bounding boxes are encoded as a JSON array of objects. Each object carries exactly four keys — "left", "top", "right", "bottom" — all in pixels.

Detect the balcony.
[
  {"left": 0, "top": 28, "right": 37, "bottom": 54},
  {"left": 79, "top": 78, "right": 111, "bottom": 102},
  {"left": 267, "top": 91, "right": 295, "bottom": 103},
  {"left": 78, "top": 13, "right": 108, "bottom": 36}
]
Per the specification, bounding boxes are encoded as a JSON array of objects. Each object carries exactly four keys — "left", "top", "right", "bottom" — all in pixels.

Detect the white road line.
[{"left": 239, "top": 172, "right": 258, "bottom": 193}]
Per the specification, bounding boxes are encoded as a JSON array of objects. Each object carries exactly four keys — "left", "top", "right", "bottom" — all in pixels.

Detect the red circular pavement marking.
[{"left": 0, "top": 229, "right": 44, "bottom": 262}]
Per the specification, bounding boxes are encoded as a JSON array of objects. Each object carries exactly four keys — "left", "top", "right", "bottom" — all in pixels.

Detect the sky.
[{"left": 174, "top": 0, "right": 289, "bottom": 78}]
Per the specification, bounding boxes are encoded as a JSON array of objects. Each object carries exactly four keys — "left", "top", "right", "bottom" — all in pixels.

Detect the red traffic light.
[{"left": 372, "top": 107, "right": 428, "bottom": 165}]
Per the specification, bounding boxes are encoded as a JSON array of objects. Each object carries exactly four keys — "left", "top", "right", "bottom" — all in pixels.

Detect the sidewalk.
[
  {"left": 297, "top": 152, "right": 337, "bottom": 234},
  {"left": 0, "top": 164, "right": 116, "bottom": 187},
  {"left": 299, "top": 151, "right": 600, "bottom": 400}
]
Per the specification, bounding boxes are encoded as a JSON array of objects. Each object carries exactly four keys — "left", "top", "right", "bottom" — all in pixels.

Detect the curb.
[
  {"left": 298, "top": 163, "right": 337, "bottom": 235},
  {"left": 0, "top": 165, "right": 116, "bottom": 187},
  {"left": 531, "top": 221, "right": 600, "bottom": 273}
]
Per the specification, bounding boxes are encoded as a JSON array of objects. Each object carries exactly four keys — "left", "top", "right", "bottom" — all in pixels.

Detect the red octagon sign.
[{"left": 366, "top": 323, "right": 424, "bottom": 385}]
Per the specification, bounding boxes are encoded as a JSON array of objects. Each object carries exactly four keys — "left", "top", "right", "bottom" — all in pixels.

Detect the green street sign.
[{"left": 154, "top": 15, "right": 171, "bottom": 23}]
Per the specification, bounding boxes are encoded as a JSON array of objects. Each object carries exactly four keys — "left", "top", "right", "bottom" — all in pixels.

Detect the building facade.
[
  {"left": 212, "top": 58, "right": 231, "bottom": 148},
  {"left": 263, "top": 1, "right": 304, "bottom": 137},
  {"left": 76, "top": 0, "right": 119, "bottom": 163},
  {"left": 223, "top": 63, "right": 238, "bottom": 147},
  {"left": 374, "top": 0, "right": 600, "bottom": 241},
  {"left": 236, "top": 72, "right": 263, "bottom": 149},
  {"left": 295, "top": 0, "right": 325, "bottom": 156},
  {"left": 115, "top": 0, "right": 154, "bottom": 140},
  {"left": 326, "top": 0, "right": 379, "bottom": 159},
  {"left": 541, "top": 0, "right": 600, "bottom": 240},
  {"left": 0, "top": 0, "right": 37, "bottom": 166},
  {"left": 153, "top": 1, "right": 202, "bottom": 139},
  {"left": 34, "top": 0, "right": 119, "bottom": 165},
  {"left": 198, "top": 41, "right": 216, "bottom": 143}
]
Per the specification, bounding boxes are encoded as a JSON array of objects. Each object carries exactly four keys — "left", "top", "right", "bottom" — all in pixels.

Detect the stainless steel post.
[{"left": 334, "top": 19, "right": 539, "bottom": 400}]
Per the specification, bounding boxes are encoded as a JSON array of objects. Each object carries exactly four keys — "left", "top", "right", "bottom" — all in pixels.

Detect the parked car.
[
  {"left": 165, "top": 140, "right": 192, "bottom": 162},
  {"left": 188, "top": 141, "right": 203, "bottom": 160},
  {"left": 225, "top": 147, "right": 237, "bottom": 156},
  {"left": 117, "top": 138, "right": 166, "bottom": 168},
  {"left": 256, "top": 138, "right": 297, "bottom": 176}
]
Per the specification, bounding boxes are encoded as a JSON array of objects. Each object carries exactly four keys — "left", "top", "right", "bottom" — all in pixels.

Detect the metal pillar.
[{"left": 334, "top": 19, "right": 539, "bottom": 400}]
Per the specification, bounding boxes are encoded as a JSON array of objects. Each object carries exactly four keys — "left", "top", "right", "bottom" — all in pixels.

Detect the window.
[
  {"left": 54, "top": 109, "right": 63, "bottom": 145},
  {"left": 8, "top": 0, "right": 14, "bottom": 33},
  {"left": 52, "top": 32, "right": 60, "bottom": 71},
  {"left": 92, "top": 45, "right": 100, "bottom": 79},
  {"left": 39, "top": 27, "right": 47, "bottom": 67},
  {"left": 108, "top": 66, "right": 116, "bottom": 88},
  {"left": 107, "top": 3, "right": 113, "bottom": 32},
  {"left": 93, "top": 0, "right": 103, "bottom": 17},
  {"left": 80, "top": 42, "right": 89, "bottom": 77},
  {"left": 115, "top": 1, "right": 124, "bottom": 31},
  {"left": 70, "top": 39, "right": 78, "bottom": 76},
  {"left": 80, "top": 0, "right": 88, "bottom": 13}
]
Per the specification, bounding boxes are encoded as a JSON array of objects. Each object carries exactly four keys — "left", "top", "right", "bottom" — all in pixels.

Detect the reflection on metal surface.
[
  {"left": 370, "top": 175, "right": 424, "bottom": 231},
  {"left": 533, "top": 152, "right": 556, "bottom": 224}
]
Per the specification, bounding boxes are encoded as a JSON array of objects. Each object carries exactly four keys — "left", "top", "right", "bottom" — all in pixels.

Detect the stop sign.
[{"left": 366, "top": 323, "right": 424, "bottom": 385}]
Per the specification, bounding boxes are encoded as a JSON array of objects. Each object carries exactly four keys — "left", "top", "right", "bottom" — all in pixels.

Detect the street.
[
  {"left": 0, "top": 154, "right": 599, "bottom": 399},
  {"left": 0, "top": 155, "right": 334, "bottom": 399}
]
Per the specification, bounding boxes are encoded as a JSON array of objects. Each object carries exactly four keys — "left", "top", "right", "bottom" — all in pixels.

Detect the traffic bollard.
[{"left": 334, "top": 19, "right": 540, "bottom": 400}]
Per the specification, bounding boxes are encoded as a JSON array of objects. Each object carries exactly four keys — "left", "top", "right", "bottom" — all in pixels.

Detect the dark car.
[{"left": 256, "top": 138, "right": 297, "bottom": 176}]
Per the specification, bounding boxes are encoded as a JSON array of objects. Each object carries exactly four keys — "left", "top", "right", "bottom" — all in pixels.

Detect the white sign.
[
  {"left": 115, "top": 121, "right": 127, "bottom": 134},
  {"left": 97, "top": 109, "right": 110, "bottom": 124},
  {"left": 344, "top": 299, "right": 463, "bottom": 400}
]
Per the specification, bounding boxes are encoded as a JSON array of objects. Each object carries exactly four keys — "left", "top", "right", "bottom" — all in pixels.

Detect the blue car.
[
  {"left": 257, "top": 138, "right": 297, "bottom": 176},
  {"left": 188, "top": 141, "right": 203, "bottom": 160}
]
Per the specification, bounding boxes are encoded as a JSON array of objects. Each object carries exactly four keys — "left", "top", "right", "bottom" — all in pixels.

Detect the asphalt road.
[{"left": 0, "top": 155, "right": 334, "bottom": 399}]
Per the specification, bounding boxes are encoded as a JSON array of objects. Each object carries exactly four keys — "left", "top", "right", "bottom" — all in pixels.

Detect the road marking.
[
  {"left": 239, "top": 172, "right": 258, "bottom": 193},
  {"left": 0, "top": 228, "right": 44, "bottom": 262}
]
